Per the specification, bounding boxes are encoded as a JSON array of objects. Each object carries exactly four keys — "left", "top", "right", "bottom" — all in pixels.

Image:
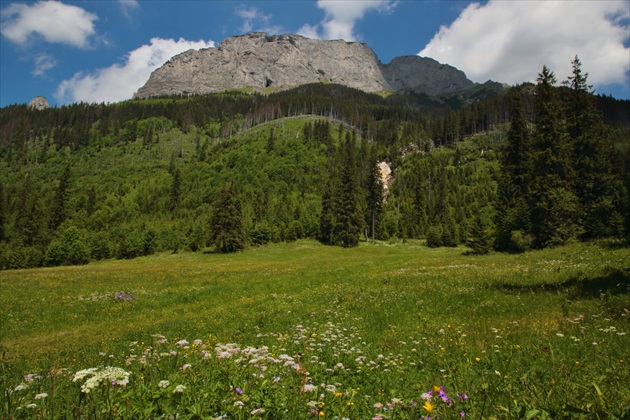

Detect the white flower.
[
  {"left": 73, "top": 368, "right": 99, "bottom": 382},
  {"left": 25, "top": 403, "right": 37, "bottom": 409},
  {"left": 176, "top": 339, "right": 189, "bottom": 347},
  {"left": 234, "top": 400, "right": 245, "bottom": 407},
  {"left": 250, "top": 408, "right": 265, "bottom": 415},
  {"left": 325, "top": 384, "right": 337, "bottom": 393},
  {"left": 302, "top": 384, "right": 317, "bottom": 393},
  {"left": 181, "top": 364, "right": 192, "bottom": 371},
  {"left": 14, "top": 383, "right": 28, "bottom": 392},
  {"left": 34, "top": 393, "right": 48, "bottom": 400},
  {"left": 74, "top": 367, "right": 131, "bottom": 393},
  {"left": 159, "top": 380, "right": 171, "bottom": 388},
  {"left": 173, "top": 384, "right": 186, "bottom": 394}
]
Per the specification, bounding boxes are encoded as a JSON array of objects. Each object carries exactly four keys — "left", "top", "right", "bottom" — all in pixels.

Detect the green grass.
[{"left": 1, "top": 240, "right": 629, "bottom": 419}]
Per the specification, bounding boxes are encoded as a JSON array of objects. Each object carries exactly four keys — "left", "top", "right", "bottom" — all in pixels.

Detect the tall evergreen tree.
[
  {"left": 332, "top": 134, "right": 362, "bottom": 247},
  {"left": 565, "top": 56, "right": 625, "bottom": 238},
  {"left": 495, "top": 94, "right": 532, "bottom": 250},
  {"left": 49, "top": 164, "right": 72, "bottom": 231},
  {"left": 209, "top": 186, "right": 246, "bottom": 253},
  {"left": 530, "top": 66, "right": 581, "bottom": 247},
  {"left": 366, "top": 158, "right": 384, "bottom": 243}
]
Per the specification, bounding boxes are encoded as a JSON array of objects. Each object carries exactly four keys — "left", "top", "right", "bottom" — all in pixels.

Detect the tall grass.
[{"left": 1, "top": 240, "right": 628, "bottom": 418}]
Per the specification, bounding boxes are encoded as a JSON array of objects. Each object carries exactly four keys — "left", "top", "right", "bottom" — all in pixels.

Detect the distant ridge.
[{"left": 134, "top": 32, "right": 480, "bottom": 99}]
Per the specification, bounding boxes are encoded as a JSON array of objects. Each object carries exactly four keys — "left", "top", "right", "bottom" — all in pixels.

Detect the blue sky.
[{"left": 1, "top": 0, "right": 628, "bottom": 107}]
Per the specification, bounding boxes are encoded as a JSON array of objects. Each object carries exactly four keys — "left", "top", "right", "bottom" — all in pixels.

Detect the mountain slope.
[{"left": 134, "top": 32, "right": 476, "bottom": 99}]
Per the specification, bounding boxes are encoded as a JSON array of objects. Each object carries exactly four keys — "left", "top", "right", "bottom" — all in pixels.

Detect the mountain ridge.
[{"left": 133, "top": 32, "right": 479, "bottom": 99}]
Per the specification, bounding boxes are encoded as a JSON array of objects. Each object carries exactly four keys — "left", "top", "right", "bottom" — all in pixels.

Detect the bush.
[
  {"left": 509, "top": 230, "right": 534, "bottom": 253},
  {"left": 45, "top": 224, "right": 90, "bottom": 266},
  {"left": 426, "top": 225, "right": 443, "bottom": 248}
]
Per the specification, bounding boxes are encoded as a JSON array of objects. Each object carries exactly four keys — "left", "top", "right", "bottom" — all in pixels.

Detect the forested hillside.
[{"left": 1, "top": 62, "right": 629, "bottom": 269}]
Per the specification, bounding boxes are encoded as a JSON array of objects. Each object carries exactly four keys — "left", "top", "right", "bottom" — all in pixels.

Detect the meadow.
[{"left": 1, "top": 240, "right": 628, "bottom": 419}]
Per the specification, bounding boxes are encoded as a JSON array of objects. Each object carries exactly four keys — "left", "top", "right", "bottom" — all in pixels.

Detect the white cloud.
[
  {"left": 419, "top": 1, "right": 630, "bottom": 90},
  {"left": 299, "top": 0, "right": 397, "bottom": 41},
  {"left": 32, "top": 53, "right": 57, "bottom": 77},
  {"left": 55, "top": 37, "right": 214, "bottom": 104},
  {"left": 235, "top": 5, "right": 283, "bottom": 34},
  {"left": 0, "top": 0, "right": 98, "bottom": 48},
  {"left": 119, "top": 0, "right": 140, "bottom": 18}
]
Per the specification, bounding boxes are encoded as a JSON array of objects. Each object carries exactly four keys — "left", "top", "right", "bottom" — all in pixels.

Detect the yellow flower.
[
  {"left": 423, "top": 401, "right": 434, "bottom": 412},
  {"left": 433, "top": 385, "right": 440, "bottom": 392},
  {"left": 318, "top": 411, "right": 324, "bottom": 417},
  {"left": 335, "top": 392, "right": 343, "bottom": 398},
  {"left": 475, "top": 357, "right": 480, "bottom": 362}
]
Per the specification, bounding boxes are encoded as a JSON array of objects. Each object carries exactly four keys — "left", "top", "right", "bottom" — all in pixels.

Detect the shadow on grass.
[{"left": 494, "top": 268, "right": 630, "bottom": 299}]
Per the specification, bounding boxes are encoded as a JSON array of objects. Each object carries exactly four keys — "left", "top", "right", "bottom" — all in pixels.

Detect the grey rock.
[
  {"left": 27, "top": 96, "right": 50, "bottom": 110},
  {"left": 114, "top": 291, "right": 135, "bottom": 302},
  {"left": 134, "top": 33, "right": 477, "bottom": 99}
]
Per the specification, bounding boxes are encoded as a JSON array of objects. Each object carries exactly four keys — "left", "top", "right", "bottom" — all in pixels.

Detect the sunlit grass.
[{"left": 1, "top": 240, "right": 629, "bottom": 418}]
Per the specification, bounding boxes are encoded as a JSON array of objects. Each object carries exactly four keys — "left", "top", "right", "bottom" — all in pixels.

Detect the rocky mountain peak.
[
  {"left": 133, "top": 32, "right": 478, "bottom": 99},
  {"left": 28, "top": 96, "right": 50, "bottom": 110}
]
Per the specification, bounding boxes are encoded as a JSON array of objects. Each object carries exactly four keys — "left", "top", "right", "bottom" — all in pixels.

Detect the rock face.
[
  {"left": 134, "top": 33, "right": 476, "bottom": 99},
  {"left": 28, "top": 96, "right": 50, "bottom": 110}
]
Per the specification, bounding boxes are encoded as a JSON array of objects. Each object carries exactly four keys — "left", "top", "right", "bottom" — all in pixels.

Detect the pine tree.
[
  {"left": 495, "top": 94, "right": 532, "bottom": 250},
  {"left": 366, "top": 158, "right": 384, "bottom": 243},
  {"left": 565, "top": 56, "right": 625, "bottom": 238},
  {"left": 170, "top": 168, "right": 182, "bottom": 212},
  {"left": 530, "top": 66, "right": 581, "bottom": 247},
  {"left": 210, "top": 186, "right": 246, "bottom": 253},
  {"left": 49, "top": 164, "right": 72, "bottom": 231},
  {"left": 332, "top": 134, "right": 362, "bottom": 247}
]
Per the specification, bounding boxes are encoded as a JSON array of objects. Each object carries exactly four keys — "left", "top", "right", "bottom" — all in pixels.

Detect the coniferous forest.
[{"left": 1, "top": 59, "right": 629, "bottom": 269}]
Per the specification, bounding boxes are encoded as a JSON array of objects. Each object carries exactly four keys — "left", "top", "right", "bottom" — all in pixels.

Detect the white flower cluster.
[{"left": 72, "top": 366, "right": 131, "bottom": 393}]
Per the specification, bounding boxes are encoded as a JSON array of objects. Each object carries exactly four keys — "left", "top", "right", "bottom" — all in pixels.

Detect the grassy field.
[{"left": 1, "top": 240, "right": 629, "bottom": 419}]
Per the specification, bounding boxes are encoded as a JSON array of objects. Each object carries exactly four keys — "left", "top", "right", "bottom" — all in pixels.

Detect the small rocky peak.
[{"left": 28, "top": 96, "right": 50, "bottom": 110}]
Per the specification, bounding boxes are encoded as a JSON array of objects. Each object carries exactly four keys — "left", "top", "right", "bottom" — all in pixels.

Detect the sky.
[{"left": 0, "top": 0, "right": 628, "bottom": 107}]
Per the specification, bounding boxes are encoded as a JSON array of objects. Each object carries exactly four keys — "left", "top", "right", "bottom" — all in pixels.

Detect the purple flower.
[
  {"left": 456, "top": 393, "right": 469, "bottom": 400},
  {"left": 460, "top": 411, "right": 466, "bottom": 418},
  {"left": 439, "top": 386, "right": 451, "bottom": 403},
  {"left": 235, "top": 387, "right": 243, "bottom": 395}
]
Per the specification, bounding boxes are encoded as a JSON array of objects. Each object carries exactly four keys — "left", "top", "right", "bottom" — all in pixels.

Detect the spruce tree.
[
  {"left": 366, "top": 158, "right": 384, "bottom": 243},
  {"left": 332, "top": 134, "right": 362, "bottom": 247},
  {"left": 530, "top": 66, "right": 581, "bottom": 247},
  {"left": 565, "top": 56, "right": 625, "bottom": 238},
  {"left": 495, "top": 94, "right": 532, "bottom": 250},
  {"left": 49, "top": 164, "right": 71, "bottom": 231},
  {"left": 210, "top": 186, "right": 246, "bottom": 253}
]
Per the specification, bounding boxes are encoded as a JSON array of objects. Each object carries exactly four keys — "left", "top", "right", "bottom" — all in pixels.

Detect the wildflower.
[
  {"left": 234, "top": 401, "right": 245, "bottom": 408},
  {"left": 182, "top": 364, "right": 192, "bottom": 371},
  {"left": 193, "top": 339, "right": 203, "bottom": 345},
  {"left": 176, "top": 339, "right": 189, "bottom": 347},
  {"left": 438, "top": 386, "right": 451, "bottom": 403},
  {"left": 173, "top": 384, "right": 186, "bottom": 394},
  {"left": 273, "top": 376, "right": 281, "bottom": 382},
  {"left": 251, "top": 408, "right": 265, "bottom": 415},
  {"left": 433, "top": 385, "right": 440, "bottom": 393},
  {"left": 475, "top": 357, "right": 480, "bottom": 362},
  {"left": 373, "top": 403, "right": 383, "bottom": 409},
  {"left": 460, "top": 411, "right": 466, "bottom": 418},
  {"left": 421, "top": 392, "right": 432, "bottom": 401},
  {"left": 423, "top": 401, "right": 434, "bottom": 412},
  {"left": 74, "top": 367, "right": 131, "bottom": 393},
  {"left": 14, "top": 383, "right": 28, "bottom": 392},
  {"left": 391, "top": 398, "right": 402, "bottom": 404},
  {"left": 318, "top": 412, "right": 324, "bottom": 417},
  {"left": 34, "top": 393, "right": 48, "bottom": 400},
  {"left": 25, "top": 403, "right": 37, "bottom": 409},
  {"left": 24, "top": 374, "right": 41, "bottom": 382},
  {"left": 456, "top": 393, "right": 469, "bottom": 400},
  {"left": 335, "top": 392, "right": 343, "bottom": 397},
  {"left": 235, "top": 387, "right": 244, "bottom": 395},
  {"left": 302, "top": 384, "right": 317, "bottom": 393},
  {"left": 158, "top": 380, "right": 171, "bottom": 388}
]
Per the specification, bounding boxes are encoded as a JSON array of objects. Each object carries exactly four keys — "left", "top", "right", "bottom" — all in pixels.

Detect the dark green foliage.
[
  {"left": 210, "top": 186, "right": 246, "bottom": 253},
  {"left": 467, "top": 212, "right": 493, "bottom": 254},
  {"left": 45, "top": 223, "right": 90, "bottom": 266},
  {"left": 0, "top": 72, "right": 626, "bottom": 269},
  {"left": 426, "top": 225, "right": 443, "bottom": 248},
  {"left": 366, "top": 158, "right": 384, "bottom": 243},
  {"left": 49, "top": 164, "right": 72, "bottom": 231}
]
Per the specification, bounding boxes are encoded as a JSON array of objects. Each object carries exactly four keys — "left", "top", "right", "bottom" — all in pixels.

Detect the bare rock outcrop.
[
  {"left": 134, "top": 32, "right": 477, "bottom": 99},
  {"left": 27, "top": 96, "right": 50, "bottom": 110}
]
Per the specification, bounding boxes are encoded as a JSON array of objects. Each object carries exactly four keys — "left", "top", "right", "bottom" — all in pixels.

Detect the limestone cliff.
[{"left": 134, "top": 32, "right": 476, "bottom": 99}]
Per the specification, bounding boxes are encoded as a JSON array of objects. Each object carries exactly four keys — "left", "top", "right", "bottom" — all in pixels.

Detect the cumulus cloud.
[
  {"left": 55, "top": 37, "right": 214, "bottom": 104},
  {"left": 419, "top": 1, "right": 630, "bottom": 90},
  {"left": 298, "top": 0, "right": 397, "bottom": 41},
  {"left": 0, "top": 0, "right": 98, "bottom": 48}
]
